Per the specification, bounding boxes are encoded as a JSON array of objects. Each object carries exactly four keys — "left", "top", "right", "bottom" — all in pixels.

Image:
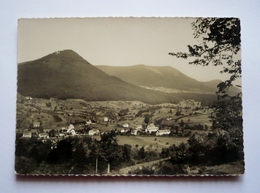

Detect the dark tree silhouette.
[{"left": 100, "top": 131, "right": 122, "bottom": 173}]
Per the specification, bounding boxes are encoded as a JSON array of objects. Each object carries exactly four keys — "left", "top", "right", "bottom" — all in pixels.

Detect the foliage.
[
  {"left": 169, "top": 18, "right": 243, "bottom": 133},
  {"left": 169, "top": 18, "right": 241, "bottom": 96},
  {"left": 118, "top": 108, "right": 129, "bottom": 116},
  {"left": 162, "top": 131, "right": 244, "bottom": 168}
]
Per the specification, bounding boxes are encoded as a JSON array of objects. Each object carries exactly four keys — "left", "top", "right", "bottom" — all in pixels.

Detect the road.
[{"left": 118, "top": 157, "right": 171, "bottom": 174}]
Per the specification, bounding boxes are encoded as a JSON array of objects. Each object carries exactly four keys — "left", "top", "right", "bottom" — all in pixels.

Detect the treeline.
[
  {"left": 15, "top": 126, "right": 244, "bottom": 175},
  {"left": 15, "top": 131, "right": 160, "bottom": 175},
  {"left": 160, "top": 128, "right": 244, "bottom": 173},
  {"left": 127, "top": 128, "right": 244, "bottom": 175}
]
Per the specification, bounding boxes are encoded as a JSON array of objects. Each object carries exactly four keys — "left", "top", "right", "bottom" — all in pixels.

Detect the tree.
[
  {"left": 122, "top": 144, "right": 132, "bottom": 162},
  {"left": 100, "top": 131, "right": 122, "bottom": 173},
  {"left": 169, "top": 18, "right": 244, "bottom": 167},
  {"left": 169, "top": 18, "right": 242, "bottom": 132},
  {"left": 138, "top": 146, "right": 146, "bottom": 160}
]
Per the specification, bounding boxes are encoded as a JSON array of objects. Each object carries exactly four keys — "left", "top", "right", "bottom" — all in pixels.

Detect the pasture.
[{"left": 117, "top": 136, "right": 188, "bottom": 150}]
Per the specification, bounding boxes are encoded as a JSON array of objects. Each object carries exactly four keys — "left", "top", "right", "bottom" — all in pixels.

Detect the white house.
[
  {"left": 67, "top": 124, "right": 76, "bottom": 135},
  {"left": 86, "top": 120, "right": 92, "bottom": 125},
  {"left": 88, "top": 129, "right": 100, "bottom": 136},
  {"left": 145, "top": 123, "right": 159, "bottom": 134},
  {"left": 68, "top": 124, "right": 74, "bottom": 130},
  {"left": 104, "top": 117, "right": 109, "bottom": 122},
  {"left": 61, "top": 127, "right": 67, "bottom": 133},
  {"left": 120, "top": 128, "right": 130, "bottom": 133},
  {"left": 25, "top": 96, "right": 33, "bottom": 100},
  {"left": 70, "top": 130, "right": 76, "bottom": 135},
  {"left": 156, "top": 129, "right": 171, "bottom": 136},
  {"left": 122, "top": 123, "right": 129, "bottom": 128},
  {"left": 131, "top": 129, "right": 139, "bottom": 135},
  {"left": 38, "top": 133, "right": 49, "bottom": 139},
  {"left": 22, "top": 131, "right": 32, "bottom": 138},
  {"left": 135, "top": 125, "right": 143, "bottom": 130},
  {"left": 33, "top": 121, "right": 40, "bottom": 128}
]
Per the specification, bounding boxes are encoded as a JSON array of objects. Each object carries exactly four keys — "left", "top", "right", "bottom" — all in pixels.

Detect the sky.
[{"left": 18, "top": 17, "right": 241, "bottom": 84}]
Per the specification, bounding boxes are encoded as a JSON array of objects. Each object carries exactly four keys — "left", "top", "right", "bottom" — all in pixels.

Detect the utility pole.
[{"left": 95, "top": 157, "right": 98, "bottom": 174}]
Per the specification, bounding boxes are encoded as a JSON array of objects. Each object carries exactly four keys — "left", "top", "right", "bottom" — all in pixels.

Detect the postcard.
[{"left": 15, "top": 17, "right": 244, "bottom": 176}]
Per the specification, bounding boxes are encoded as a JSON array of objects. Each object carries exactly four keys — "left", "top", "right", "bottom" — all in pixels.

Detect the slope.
[
  {"left": 97, "top": 65, "right": 216, "bottom": 93},
  {"left": 17, "top": 50, "right": 216, "bottom": 104}
]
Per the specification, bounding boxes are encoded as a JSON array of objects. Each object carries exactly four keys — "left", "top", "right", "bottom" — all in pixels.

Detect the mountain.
[
  {"left": 96, "top": 65, "right": 216, "bottom": 93},
  {"left": 97, "top": 65, "right": 241, "bottom": 95},
  {"left": 202, "top": 79, "right": 241, "bottom": 95},
  {"left": 17, "top": 50, "right": 216, "bottom": 104}
]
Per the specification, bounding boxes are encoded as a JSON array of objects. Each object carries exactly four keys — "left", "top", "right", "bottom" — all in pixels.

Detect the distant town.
[{"left": 17, "top": 93, "right": 213, "bottom": 148}]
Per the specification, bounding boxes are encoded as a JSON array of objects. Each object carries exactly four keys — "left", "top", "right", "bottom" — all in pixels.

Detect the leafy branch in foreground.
[
  {"left": 169, "top": 18, "right": 242, "bottom": 133},
  {"left": 169, "top": 18, "right": 241, "bottom": 97}
]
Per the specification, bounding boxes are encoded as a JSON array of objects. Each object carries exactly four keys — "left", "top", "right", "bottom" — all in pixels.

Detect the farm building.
[
  {"left": 156, "top": 129, "right": 171, "bottom": 136},
  {"left": 145, "top": 123, "right": 159, "bottom": 134}
]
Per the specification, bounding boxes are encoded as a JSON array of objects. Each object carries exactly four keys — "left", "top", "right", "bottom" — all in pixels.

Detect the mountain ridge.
[
  {"left": 17, "top": 49, "right": 217, "bottom": 105},
  {"left": 96, "top": 65, "right": 241, "bottom": 95},
  {"left": 97, "top": 65, "right": 216, "bottom": 93}
]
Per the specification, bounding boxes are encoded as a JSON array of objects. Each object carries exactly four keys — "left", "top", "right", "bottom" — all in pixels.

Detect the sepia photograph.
[{"left": 15, "top": 17, "right": 244, "bottom": 176}]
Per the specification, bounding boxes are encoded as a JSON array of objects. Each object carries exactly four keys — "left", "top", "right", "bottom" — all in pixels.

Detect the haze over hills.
[
  {"left": 97, "top": 65, "right": 241, "bottom": 95},
  {"left": 17, "top": 49, "right": 217, "bottom": 104}
]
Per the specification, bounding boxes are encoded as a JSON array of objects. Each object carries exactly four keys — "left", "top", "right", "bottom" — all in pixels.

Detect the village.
[{"left": 16, "top": 93, "right": 213, "bottom": 149}]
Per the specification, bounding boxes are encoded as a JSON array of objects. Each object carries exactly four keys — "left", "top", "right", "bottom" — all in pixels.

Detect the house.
[
  {"left": 33, "top": 121, "right": 41, "bottom": 128},
  {"left": 131, "top": 129, "right": 139, "bottom": 135},
  {"left": 61, "top": 127, "right": 67, "bottom": 133},
  {"left": 88, "top": 129, "right": 100, "bottom": 136},
  {"left": 135, "top": 125, "right": 143, "bottom": 130},
  {"left": 145, "top": 123, "right": 159, "bottom": 134},
  {"left": 156, "top": 129, "right": 171, "bottom": 136},
  {"left": 122, "top": 123, "right": 129, "bottom": 128},
  {"left": 43, "top": 128, "right": 52, "bottom": 133},
  {"left": 38, "top": 133, "right": 49, "bottom": 139},
  {"left": 25, "top": 96, "right": 33, "bottom": 100},
  {"left": 22, "top": 131, "right": 32, "bottom": 138},
  {"left": 86, "top": 120, "right": 92, "bottom": 125},
  {"left": 67, "top": 124, "right": 76, "bottom": 135},
  {"left": 67, "top": 124, "right": 74, "bottom": 132},
  {"left": 68, "top": 129, "right": 76, "bottom": 136},
  {"left": 104, "top": 117, "right": 109, "bottom": 122},
  {"left": 120, "top": 128, "right": 130, "bottom": 133}
]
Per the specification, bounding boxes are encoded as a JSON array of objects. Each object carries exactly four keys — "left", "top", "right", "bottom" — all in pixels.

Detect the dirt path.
[{"left": 118, "top": 157, "right": 171, "bottom": 174}]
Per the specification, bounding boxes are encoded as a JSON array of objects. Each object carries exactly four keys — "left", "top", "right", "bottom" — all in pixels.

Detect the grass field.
[
  {"left": 117, "top": 136, "right": 188, "bottom": 150},
  {"left": 179, "top": 114, "right": 212, "bottom": 124}
]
